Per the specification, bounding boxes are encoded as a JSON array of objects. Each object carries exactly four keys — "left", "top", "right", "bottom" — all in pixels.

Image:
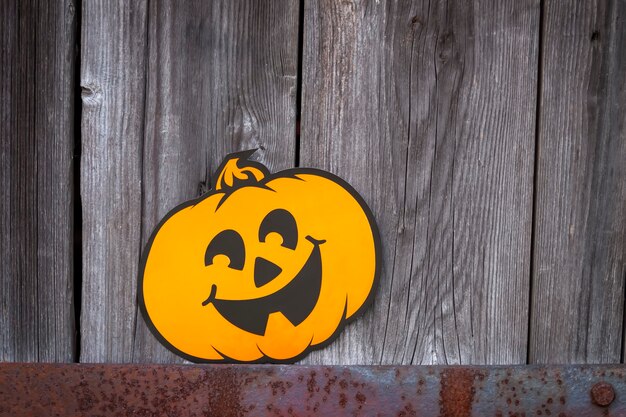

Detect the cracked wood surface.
[
  {"left": 299, "top": 0, "right": 539, "bottom": 364},
  {"left": 529, "top": 0, "right": 626, "bottom": 364}
]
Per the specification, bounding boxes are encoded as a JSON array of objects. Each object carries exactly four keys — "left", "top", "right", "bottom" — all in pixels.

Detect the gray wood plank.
[
  {"left": 300, "top": 0, "right": 539, "bottom": 365},
  {"left": 530, "top": 0, "right": 626, "bottom": 364},
  {"left": 80, "top": 0, "right": 148, "bottom": 362},
  {"left": 131, "top": 0, "right": 299, "bottom": 363},
  {"left": 0, "top": 0, "right": 76, "bottom": 362}
]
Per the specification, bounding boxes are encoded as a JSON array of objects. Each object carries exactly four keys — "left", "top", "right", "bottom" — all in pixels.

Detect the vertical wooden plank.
[
  {"left": 530, "top": 0, "right": 626, "bottom": 364},
  {"left": 0, "top": 0, "right": 76, "bottom": 362},
  {"left": 80, "top": 0, "right": 148, "bottom": 362},
  {"left": 300, "top": 0, "right": 538, "bottom": 364},
  {"left": 131, "top": 0, "right": 299, "bottom": 363}
]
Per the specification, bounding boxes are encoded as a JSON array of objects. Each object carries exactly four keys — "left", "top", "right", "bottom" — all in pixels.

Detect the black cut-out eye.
[
  {"left": 259, "top": 209, "right": 298, "bottom": 250},
  {"left": 204, "top": 230, "right": 245, "bottom": 270}
]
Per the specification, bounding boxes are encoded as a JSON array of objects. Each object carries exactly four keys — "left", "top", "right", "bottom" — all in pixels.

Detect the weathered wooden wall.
[{"left": 1, "top": 0, "right": 625, "bottom": 365}]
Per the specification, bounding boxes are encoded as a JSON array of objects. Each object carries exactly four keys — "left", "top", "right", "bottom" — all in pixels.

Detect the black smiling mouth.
[{"left": 202, "top": 235, "right": 325, "bottom": 336}]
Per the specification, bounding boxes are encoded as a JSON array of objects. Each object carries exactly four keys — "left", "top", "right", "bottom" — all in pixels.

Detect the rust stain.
[
  {"left": 591, "top": 382, "right": 615, "bottom": 407},
  {"left": 2, "top": 364, "right": 626, "bottom": 416},
  {"left": 439, "top": 368, "right": 479, "bottom": 417},
  {"left": 339, "top": 392, "right": 348, "bottom": 408},
  {"left": 1, "top": 364, "right": 244, "bottom": 417},
  {"left": 307, "top": 370, "right": 318, "bottom": 395},
  {"left": 204, "top": 368, "right": 244, "bottom": 417},
  {"left": 355, "top": 391, "right": 366, "bottom": 405}
]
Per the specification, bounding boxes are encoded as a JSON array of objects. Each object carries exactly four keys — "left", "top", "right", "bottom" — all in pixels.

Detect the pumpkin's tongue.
[{"left": 213, "top": 149, "right": 268, "bottom": 192}]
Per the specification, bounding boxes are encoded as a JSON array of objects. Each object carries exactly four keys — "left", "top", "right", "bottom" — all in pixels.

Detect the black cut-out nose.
[{"left": 254, "top": 257, "right": 282, "bottom": 287}]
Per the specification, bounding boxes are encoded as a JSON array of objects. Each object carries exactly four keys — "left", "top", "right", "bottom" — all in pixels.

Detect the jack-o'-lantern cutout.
[{"left": 139, "top": 150, "right": 380, "bottom": 363}]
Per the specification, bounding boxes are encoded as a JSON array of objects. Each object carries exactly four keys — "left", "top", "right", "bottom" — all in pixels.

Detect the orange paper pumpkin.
[{"left": 139, "top": 150, "right": 380, "bottom": 362}]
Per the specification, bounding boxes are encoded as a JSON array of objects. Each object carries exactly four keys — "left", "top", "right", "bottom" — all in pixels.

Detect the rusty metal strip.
[{"left": 0, "top": 363, "right": 624, "bottom": 416}]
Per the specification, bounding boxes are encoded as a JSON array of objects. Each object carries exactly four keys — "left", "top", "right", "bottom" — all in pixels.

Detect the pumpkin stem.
[{"left": 213, "top": 149, "right": 270, "bottom": 192}]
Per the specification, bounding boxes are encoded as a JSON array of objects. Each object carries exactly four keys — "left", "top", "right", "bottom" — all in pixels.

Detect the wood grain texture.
[
  {"left": 80, "top": 0, "right": 299, "bottom": 363},
  {"left": 300, "top": 0, "right": 539, "bottom": 365},
  {"left": 0, "top": 0, "right": 76, "bottom": 362},
  {"left": 530, "top": 0, "right": 626, "bottom": 364},
  {"left": 80, "top": 0, "right": 148, "bottom": 362}
]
